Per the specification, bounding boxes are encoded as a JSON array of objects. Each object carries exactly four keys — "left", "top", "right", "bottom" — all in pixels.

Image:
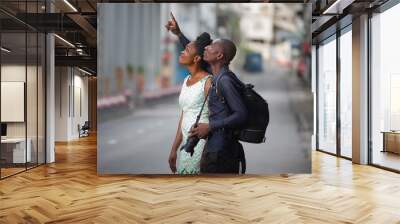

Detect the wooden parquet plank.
[{"left": 0, "top": 134, "right": 400, "bottom": 223}]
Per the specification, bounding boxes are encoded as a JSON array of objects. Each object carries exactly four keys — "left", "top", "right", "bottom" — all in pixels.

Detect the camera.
[{"left": 180, "top": 135, "right": 200, "bottom": 157}]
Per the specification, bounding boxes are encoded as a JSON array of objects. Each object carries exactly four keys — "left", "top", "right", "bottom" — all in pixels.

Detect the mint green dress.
[{"left": 177, "top": 74, "right": 211, "bottom": 174}]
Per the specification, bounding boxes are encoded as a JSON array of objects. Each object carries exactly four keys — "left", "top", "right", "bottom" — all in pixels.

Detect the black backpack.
[{"left": 216, "top": 72, "right": 269, "bottom": 143}]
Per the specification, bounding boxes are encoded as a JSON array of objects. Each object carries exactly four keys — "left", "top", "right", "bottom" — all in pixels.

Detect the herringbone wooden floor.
[{"left": 1, "top": 134, "right": 400, "bottom": 224}]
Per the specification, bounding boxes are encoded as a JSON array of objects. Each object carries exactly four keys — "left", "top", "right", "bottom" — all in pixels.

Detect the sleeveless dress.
[{"left": 177, "top": 74, "right": 211, "bottom": 174}]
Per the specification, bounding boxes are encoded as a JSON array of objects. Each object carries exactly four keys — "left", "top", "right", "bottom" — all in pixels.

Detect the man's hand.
[
  {"left": 164, "top": 12, "right": 181, "bottom": 36},
  {"left": 189, "top": 123, "right": 210, "bottom": 139}
]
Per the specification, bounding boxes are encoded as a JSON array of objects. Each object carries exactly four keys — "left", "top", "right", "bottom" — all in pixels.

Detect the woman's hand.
[
  {"left": 164, "top": 12, "right": 181, "bottom": 36},
  {"left": 170, "top": 111, "right": 183, "bottom": 174},
  {"left": 168, "top": 149, "right": 178, "bottom": 174}
]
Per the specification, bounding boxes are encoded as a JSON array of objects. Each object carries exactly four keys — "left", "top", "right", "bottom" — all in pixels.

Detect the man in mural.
[{"left": 165, "top": 13, "right": 248, "bottom": 174}]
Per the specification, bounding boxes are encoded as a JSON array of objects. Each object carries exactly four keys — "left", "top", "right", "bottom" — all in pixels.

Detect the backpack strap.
[
  {"left": 215, "top": 71, "right": 245, "bottom": 101},
  {"left": 214, "top": 72, "right": 246, "bottom": 139},
  {"left": 215, "top": 72, "right": 226, "bottom": 104}
]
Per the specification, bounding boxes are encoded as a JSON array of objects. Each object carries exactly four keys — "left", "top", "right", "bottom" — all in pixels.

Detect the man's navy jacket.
[{"left": 178, "top": 34, "right": 248, "bottom": 152}]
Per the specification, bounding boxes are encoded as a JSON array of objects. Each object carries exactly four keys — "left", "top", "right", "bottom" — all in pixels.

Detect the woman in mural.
[{"left": 167, "top": 32, "right": 212, "bottom": 174}]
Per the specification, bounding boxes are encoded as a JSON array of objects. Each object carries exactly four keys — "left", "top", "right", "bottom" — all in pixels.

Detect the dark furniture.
[
  {"left": 381, "top": 131, "right": 400, "bottom": 154},
  {"left": 78, "top": 121, "right": 90, "bottom": 138}
]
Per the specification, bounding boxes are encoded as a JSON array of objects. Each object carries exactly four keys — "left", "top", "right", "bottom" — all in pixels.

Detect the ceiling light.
[
  {"left": 63, "top": 0, "right": 78, "bottom": 12},
  {"left": 78, "top": 67, "right": 93, "bottom": 76},
  {"left": 54, "top": 34, "right": 75, "bottom": 48},
  {"left": 1, "top": 47, "right": 11, "bottom": 53},
  {"left": 322, "top": 0, "right": 354, "bottom": 15}
]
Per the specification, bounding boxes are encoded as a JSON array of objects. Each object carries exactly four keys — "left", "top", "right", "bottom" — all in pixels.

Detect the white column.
[
  {"left": 311, "top": 45, "right": 317, "bottom": 151},
  {"left": 46, "top": 32, "right": 55, "bottom": 163},
  {"left": 352, "top": 14, "right": 369, "bottom": 164}
]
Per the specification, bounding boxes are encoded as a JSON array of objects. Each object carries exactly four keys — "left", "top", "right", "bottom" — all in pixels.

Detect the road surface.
[{"left": 98, "top": 62, "right": 312, "bottom": 174}]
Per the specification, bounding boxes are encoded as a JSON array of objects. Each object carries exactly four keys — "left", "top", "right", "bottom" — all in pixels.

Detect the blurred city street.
[
  {"left": 97, "top": 3, "right": 312, "bottom": 174},
  {"left": 98, "top": 60, "right": 312, "bottom": 174}
]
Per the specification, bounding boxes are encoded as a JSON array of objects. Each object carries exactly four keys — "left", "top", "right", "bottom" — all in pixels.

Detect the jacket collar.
[{"left": 212, "top": 65, "right": 230, "bottom": 84}]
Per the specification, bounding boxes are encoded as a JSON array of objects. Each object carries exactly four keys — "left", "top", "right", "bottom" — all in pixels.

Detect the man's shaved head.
[
  {"left": 203, "top": 38, "right": 237, "bottom": 65},
  {"left": 217, "top": 39, "right": 237, "bottom": 65}
]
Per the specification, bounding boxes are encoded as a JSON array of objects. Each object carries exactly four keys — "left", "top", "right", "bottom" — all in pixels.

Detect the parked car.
[{"left": 243, "top": 52, "right": 263, "bottom": 73}]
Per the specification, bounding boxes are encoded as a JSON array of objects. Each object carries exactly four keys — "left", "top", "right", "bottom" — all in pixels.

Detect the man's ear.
[
  {"left": 193, "top": 55, "right": 202, "bottom": 63},
  {"left": 217, "top": 53, "right": 224, "bottom": 61}
]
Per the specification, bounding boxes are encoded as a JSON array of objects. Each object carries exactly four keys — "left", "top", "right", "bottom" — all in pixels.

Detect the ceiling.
[
  {"left": 311, "top": 0, "right": 390, "bottom": 43},
  {"left": 0, "top": 0, "right": 394, "bottom": 74}
]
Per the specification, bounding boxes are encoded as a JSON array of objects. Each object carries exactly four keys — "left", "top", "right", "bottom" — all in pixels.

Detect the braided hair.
[{"left": 194, "top": 32, "right": 212, "bottom": 71}]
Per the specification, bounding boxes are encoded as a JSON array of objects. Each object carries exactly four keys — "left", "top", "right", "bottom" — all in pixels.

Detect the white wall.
[
  {"left": 1, "top": 66, "right": 26, "bottom": 130},
  {"left": 1, "top": 65, "right": 38, "bottom": 137},
  {"left": 55, "top": 66, "right": 69, "bottom": 141},
  {"left": 1, "top": 64, "right": 46, "bottom": 164},
  {"left": 55, "top": 67, "right": 89, "bottom": 141},
  {"left": 72, "top": 73, "right": 89, "bottom": 138}
]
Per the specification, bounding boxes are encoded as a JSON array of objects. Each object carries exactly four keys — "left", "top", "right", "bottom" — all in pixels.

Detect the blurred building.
[
  {"left": 237, "top": 4, "right": 274, "bottom": 61},
  {"left": 225, "top": 4, "right": 306, "bottom": 64},
  {"left": 98, "top": 3, "right": 162, "bottom": 99},
  {"left": 97, "top": 3, "right": 220, "bottom": 112}
]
